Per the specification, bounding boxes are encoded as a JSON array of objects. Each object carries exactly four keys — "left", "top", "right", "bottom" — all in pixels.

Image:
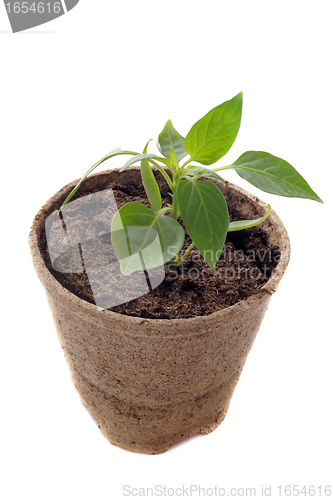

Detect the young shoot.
[{"left": 59, "top": 92, "right": 322, "bottom": 275}]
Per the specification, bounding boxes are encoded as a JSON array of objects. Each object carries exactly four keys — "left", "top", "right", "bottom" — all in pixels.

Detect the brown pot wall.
[{"left": 29, "top": 167, "right": 291, "bottom": 454}]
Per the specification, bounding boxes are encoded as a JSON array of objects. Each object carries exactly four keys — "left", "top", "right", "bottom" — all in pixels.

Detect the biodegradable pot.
[{"left": 29, "top": 167, "right": 290, "bottom": 454}]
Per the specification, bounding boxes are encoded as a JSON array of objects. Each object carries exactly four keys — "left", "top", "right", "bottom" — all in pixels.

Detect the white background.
[{"left": 1, "top": 1, "right": 332, "bottom": 499}]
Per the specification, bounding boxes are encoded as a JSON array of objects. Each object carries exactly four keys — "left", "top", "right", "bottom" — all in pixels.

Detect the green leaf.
[
  {"left": 140, "top": 139, "right": 161, "bottom": 211},
  {"left": 230, "top": 151, "right": 323, "bottom": 202},
  {"left": 141, "top": 158, "right": 162, "bottom": 212},
  {"left": 177, "top": 178, "right": 229, "bottom": 269},
  {"left": 143, "top": 139, "right": 153, "bottom": 153},
  {"left": 58, "top": 148, "right": 139, "bottom": 213},
  {"left": 228, "top": 205, "right": 271, "bottom": 232},
  {"left": 111, "top": 203, "right": 184, "bottom": 275},
  {"left": 184, "top": 92, "right": 243, "bottom": 165},
  {"left": 157, "top": 119, "right": 188, "bottom": 162},
  {"left": 183, "top": 165, "right": 223, "bottom": 181},
  {"left": 170, "top": 148, "right": 179, "bottom": 170},
  {"left": 120, "top": 153, "right": 171, "bottom": 172}
]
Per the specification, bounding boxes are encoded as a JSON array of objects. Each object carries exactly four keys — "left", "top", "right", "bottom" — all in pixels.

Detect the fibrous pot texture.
[{"left": 29, "top": 167, "right": 290, "bottom": 454}]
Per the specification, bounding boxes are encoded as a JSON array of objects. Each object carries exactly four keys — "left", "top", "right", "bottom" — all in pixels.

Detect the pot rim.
[{"left": 29, "top": 167, "right": 291, "bottom": 326}]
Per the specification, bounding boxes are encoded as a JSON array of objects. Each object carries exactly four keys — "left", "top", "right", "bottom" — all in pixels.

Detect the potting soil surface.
[{"left": 43, "top": 174, "right": 280, "bottom": 319}]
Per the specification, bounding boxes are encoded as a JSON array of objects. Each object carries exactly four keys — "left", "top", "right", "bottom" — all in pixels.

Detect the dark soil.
[{"left": 43, "top": 172, "right": 280, "bottom": 319}]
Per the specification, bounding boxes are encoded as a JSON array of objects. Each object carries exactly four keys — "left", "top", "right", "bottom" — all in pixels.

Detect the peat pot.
[{"left": 29, "top": 167, "right": 290, "bottom": 454}]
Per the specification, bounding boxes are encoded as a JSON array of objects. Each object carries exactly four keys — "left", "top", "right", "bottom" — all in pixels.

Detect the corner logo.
[{"left": 3, "top": 0, "right": 79, "bottom": 33}]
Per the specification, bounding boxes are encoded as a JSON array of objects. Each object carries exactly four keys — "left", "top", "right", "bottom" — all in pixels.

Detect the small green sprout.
[{"left": 59, "top": 92, "right": 322, "bottom": 275}]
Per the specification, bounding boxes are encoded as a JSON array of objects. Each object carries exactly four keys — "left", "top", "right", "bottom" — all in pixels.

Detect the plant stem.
[
  {"left": 212, "top": 164, "right": 234, "bottom": 172},
  {"left": 180, "top": 157, "right": 193, "bottom": 171},
  {"left": 170, "top": 188, "right": 178, "bottom": 219},
  {"left": 166, "top": 204, "right": 176, "bottom": 218},
  {"left": 149, "top": 160, "right": 174, "bottom": 190},
  {"left": 177, "top": 242, "right": 195, "bottom": 267}
]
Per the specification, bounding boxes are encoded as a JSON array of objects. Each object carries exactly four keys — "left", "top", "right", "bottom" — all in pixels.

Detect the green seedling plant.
[{"left": 59, "top": 92, "right": 322, "bottom": 275}]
